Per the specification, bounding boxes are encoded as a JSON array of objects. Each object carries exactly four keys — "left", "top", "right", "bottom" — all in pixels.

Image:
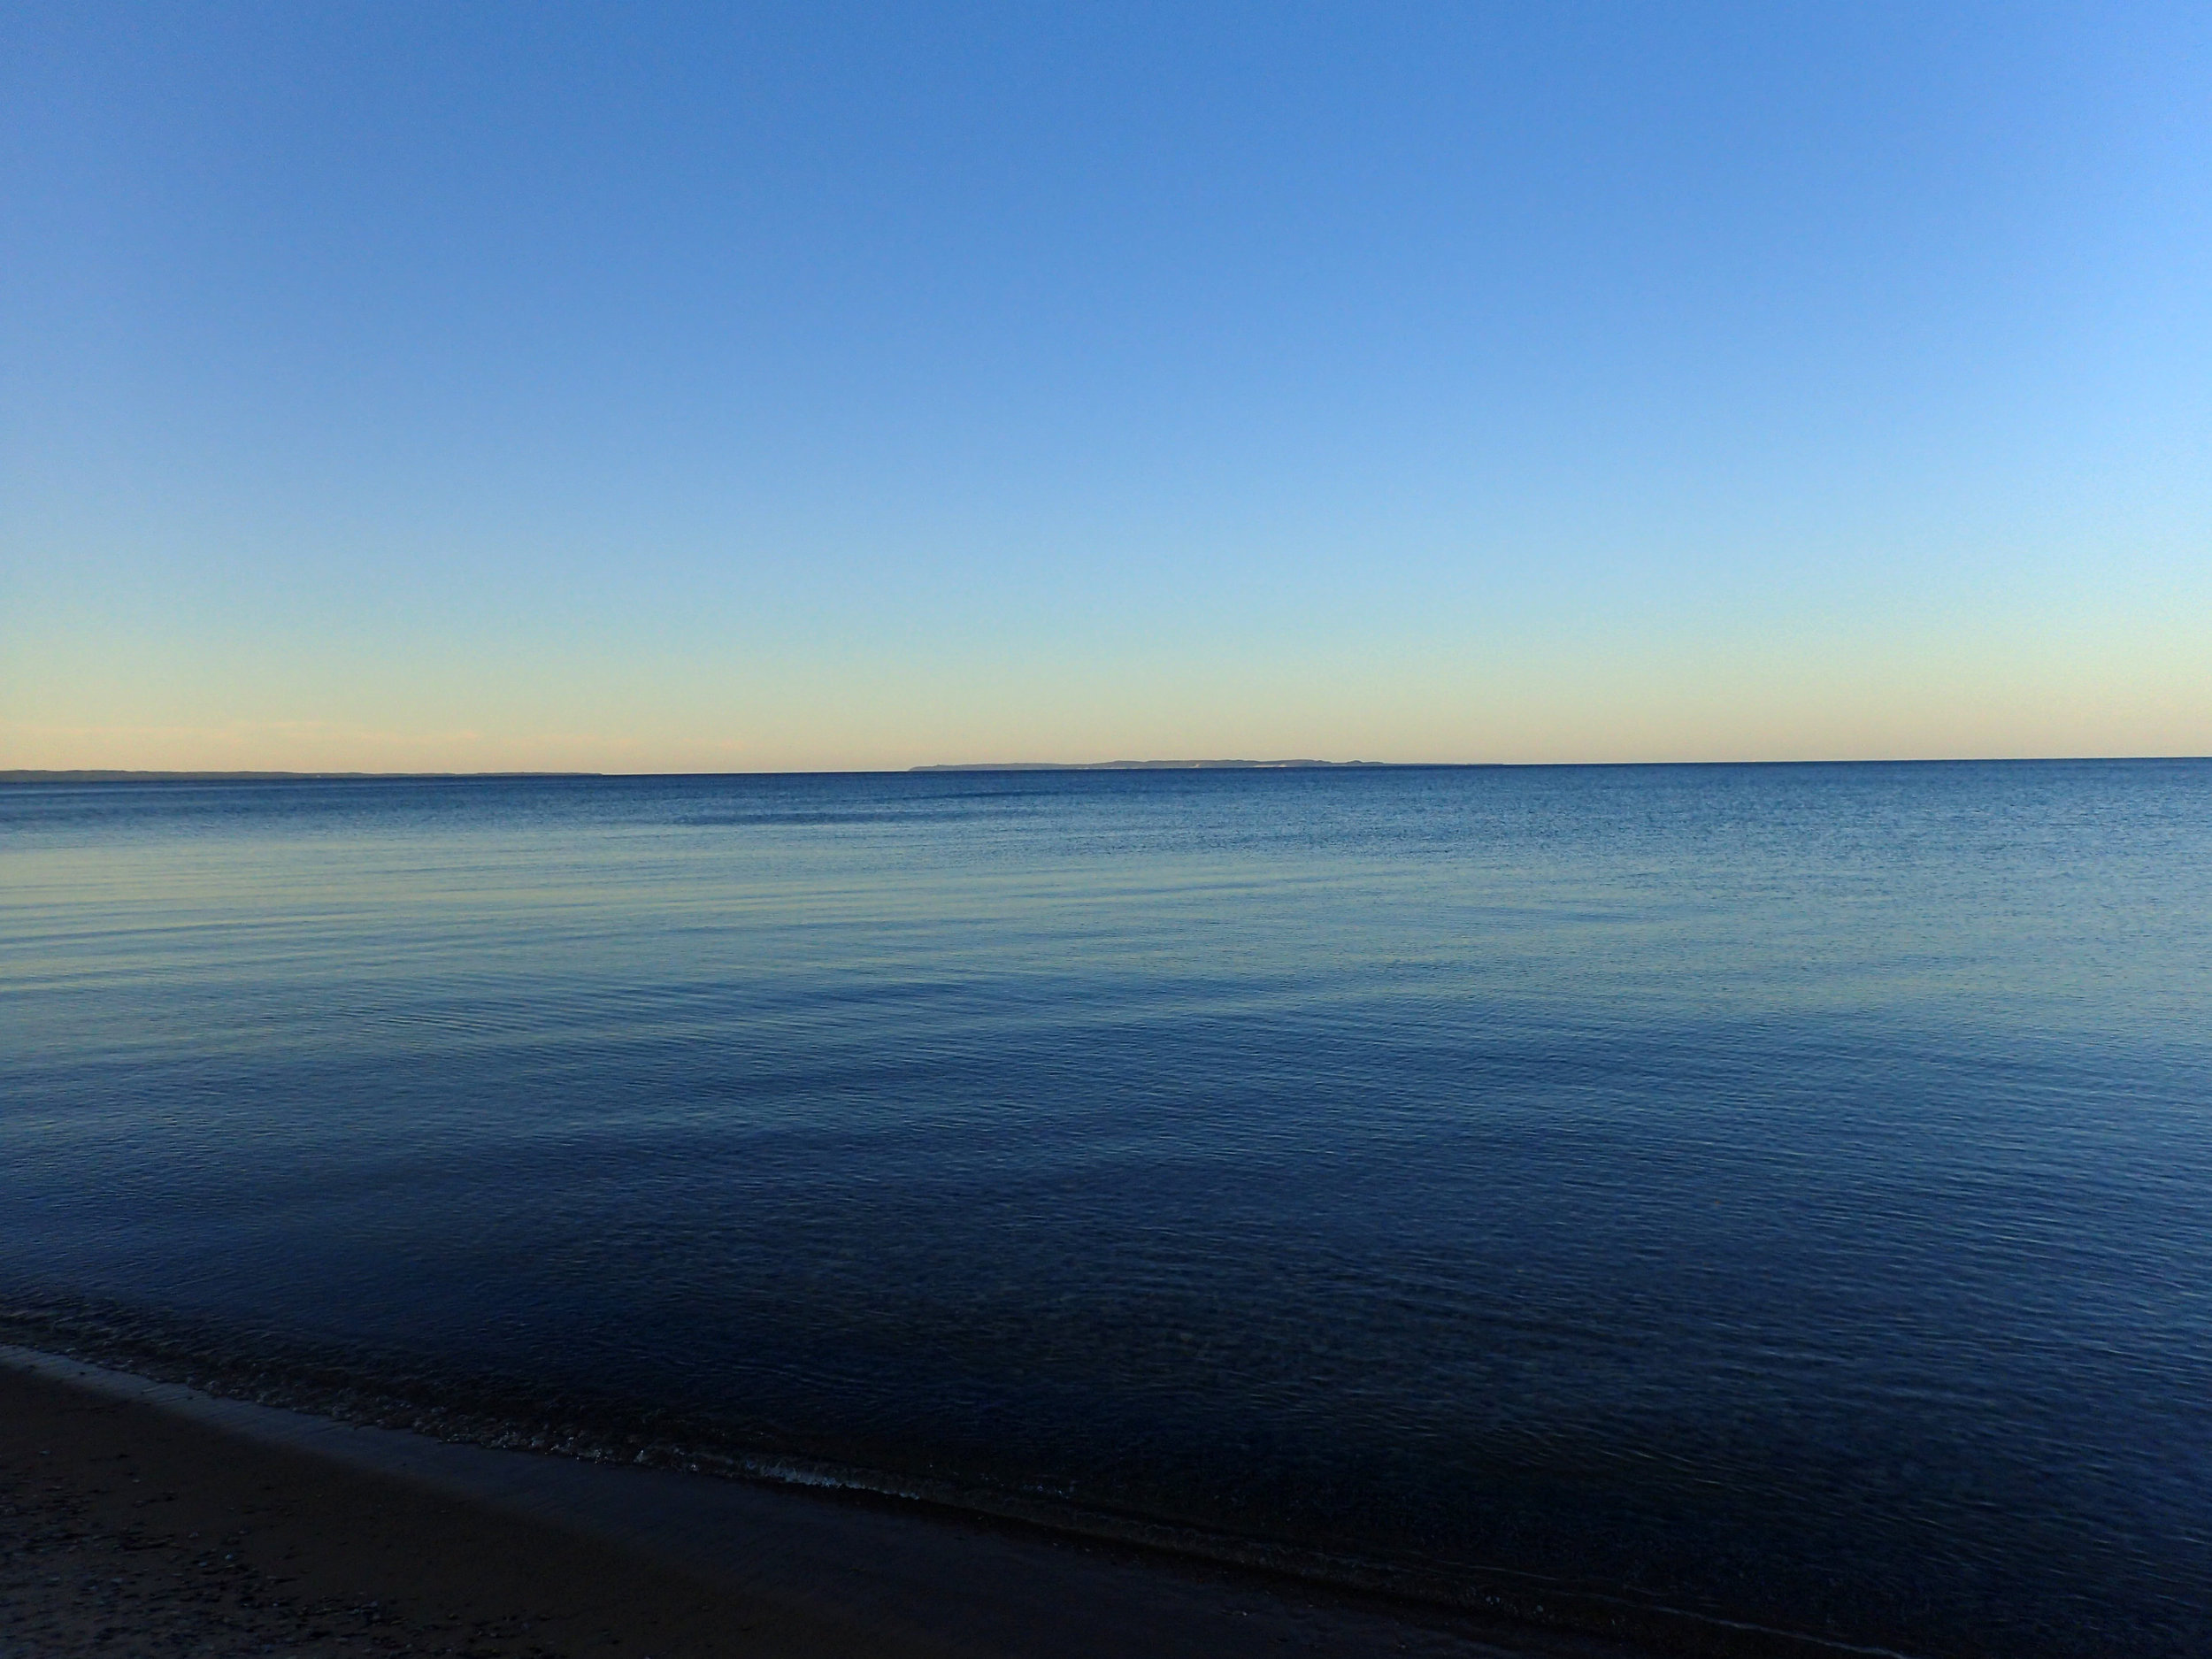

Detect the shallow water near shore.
[{"left": 4, "top": 763, "right": 2209, "bottom": 1655}]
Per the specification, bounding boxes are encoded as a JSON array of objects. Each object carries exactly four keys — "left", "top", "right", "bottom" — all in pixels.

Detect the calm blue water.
[{"left": 4, "top": 764, "right": 2208, "bottom": 1655}]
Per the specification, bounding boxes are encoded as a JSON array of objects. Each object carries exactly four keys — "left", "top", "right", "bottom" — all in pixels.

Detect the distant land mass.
[{"left": 910, "top": 759, "right": 1394, "bottom": 772}]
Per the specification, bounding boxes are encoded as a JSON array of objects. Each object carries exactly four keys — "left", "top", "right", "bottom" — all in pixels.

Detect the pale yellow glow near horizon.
[
  {"left": 6, "top": 654, "right": 2204, "bottom": 772},
  {"left": 8, "top": 562, "right": 2207, "bottom": 773}
]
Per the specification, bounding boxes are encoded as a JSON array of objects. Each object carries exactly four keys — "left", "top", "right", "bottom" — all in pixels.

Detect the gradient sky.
[{"left": 4, "top": 3, "right": 2208, "bottom": 771}]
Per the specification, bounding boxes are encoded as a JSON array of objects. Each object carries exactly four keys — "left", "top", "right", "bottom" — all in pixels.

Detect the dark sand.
[{"left": 1, "top": 1348, "right": 1647, "bottom": 1659}]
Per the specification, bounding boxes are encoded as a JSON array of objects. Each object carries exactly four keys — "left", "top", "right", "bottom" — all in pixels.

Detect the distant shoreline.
[{"left": 910, "top": 758, "right": 1395, "bottom": 771}]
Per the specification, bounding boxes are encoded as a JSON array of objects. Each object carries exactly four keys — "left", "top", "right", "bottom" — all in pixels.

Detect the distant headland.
[{"left": 910, "top": 759, "right": 1392, "bottom": 772}]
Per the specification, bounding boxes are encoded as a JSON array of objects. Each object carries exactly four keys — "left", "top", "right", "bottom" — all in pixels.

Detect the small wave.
[{"left": 678, "top": 809, "right": 978, "bottom": 826}]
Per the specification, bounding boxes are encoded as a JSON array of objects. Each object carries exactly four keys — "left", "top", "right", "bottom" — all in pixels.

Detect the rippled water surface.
[{"left": 4, "top": 764, "right": 2208, "bottom": 1655}]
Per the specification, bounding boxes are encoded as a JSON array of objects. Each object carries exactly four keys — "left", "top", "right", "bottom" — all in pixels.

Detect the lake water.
[{"left": 3, "top": 764, "right": 2208, "bottom": 1656}]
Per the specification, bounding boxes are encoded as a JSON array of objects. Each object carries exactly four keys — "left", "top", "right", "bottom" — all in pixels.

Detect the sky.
[{"left": 4, "top": 2, "right": 2208, "bottom": 772}]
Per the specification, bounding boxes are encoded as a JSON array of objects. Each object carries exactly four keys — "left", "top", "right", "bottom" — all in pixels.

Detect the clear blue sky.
[{"left": 4, "top": 2, "right": 2207, "bottom": 770}]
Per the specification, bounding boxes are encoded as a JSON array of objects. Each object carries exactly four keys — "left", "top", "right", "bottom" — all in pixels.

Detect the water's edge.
[{"left": 0, "top": 1310, "right": 1916, "bottom": 1659}]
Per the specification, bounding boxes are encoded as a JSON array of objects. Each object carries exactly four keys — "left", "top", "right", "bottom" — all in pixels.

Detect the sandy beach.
[
  {"left": 1, "top": 1349, "right": 1643, "bottom": 1659},
  {"left": 0, "top": 1357, "right": 922, "bottom": 1658}
]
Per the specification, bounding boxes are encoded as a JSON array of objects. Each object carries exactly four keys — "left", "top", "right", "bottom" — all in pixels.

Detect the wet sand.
[{"left": 1, "top": 1348, "right": 1642, "bottom": 1659}]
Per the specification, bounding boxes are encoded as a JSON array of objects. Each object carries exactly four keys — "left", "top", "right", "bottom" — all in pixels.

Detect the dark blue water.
[{"left": 4, "top": 764, "right": 2208, "bottom": 1655}]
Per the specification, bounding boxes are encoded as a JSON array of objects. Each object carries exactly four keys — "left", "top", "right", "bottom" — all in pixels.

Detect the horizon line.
[{"left": 4, "top": 756, "right": 2208, "bottom": 784}]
